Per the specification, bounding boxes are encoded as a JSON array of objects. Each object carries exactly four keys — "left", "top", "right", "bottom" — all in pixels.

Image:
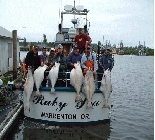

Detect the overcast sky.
[{"left": 0, "top": 0, "right": 154, "bottom": 48}]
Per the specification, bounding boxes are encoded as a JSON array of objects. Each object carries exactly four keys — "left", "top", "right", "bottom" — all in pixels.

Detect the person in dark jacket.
[
  {"left": 52, "top": 44, "right": 67, "bottom": 71},
  {"left": 67, "top": 46, "right": 82, "bottom": 71},
  {"left": 97, "top": 48, "right": 113, "bottom": 88},
  {"left": 52, "top": 44, "right": 67, "bottom": 86},
  {"left": 25, "top": 46, "right": 41, "bottom": 72}
]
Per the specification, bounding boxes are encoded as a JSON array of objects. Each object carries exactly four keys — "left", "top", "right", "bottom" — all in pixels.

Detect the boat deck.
[
  {"left": 0, "top": 90, "right": 21, "bottom": 124},
  {"left": 33, "top": 86, "right": 102, "bottom": 93}
]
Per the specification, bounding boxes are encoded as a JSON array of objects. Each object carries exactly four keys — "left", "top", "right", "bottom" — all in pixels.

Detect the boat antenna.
[
  {"left": 59, "top": 7, "right": 60, "bottom": 19},
  {"left": 74, "top": 0, "right": 75, "bottom": 9}
]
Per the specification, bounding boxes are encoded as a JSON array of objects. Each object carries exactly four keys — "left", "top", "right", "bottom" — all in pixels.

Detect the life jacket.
[
  {"left": 55, "top": 48, "right": 58, "bottom": 53},
  {"left": 83, "top": 53, "right": 94, "bottom": 74}
]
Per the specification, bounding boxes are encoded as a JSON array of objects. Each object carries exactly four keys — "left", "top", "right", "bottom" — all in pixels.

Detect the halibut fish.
[
  {"left": 100, "top": 69, "right": 112, "bottom": 109},
  {"left": 33, "top": 65, "right": 47, "bottom": 96},
  {"left": 49, "top": 62, "right": 60, "bottom": 94},
  {"left": 82, "top": 69, "right": 95, "bottom": 108},
  {"left": 70, "top": 62, "right": 83, "bottom": 101},
  {"left": 24, "top": 67, "right": 34, "bottom": 111}
]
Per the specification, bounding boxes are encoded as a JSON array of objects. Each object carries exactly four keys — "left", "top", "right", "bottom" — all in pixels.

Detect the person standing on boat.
[
  {"left": 81, "top": 45, "right": 98, "bottom": 76},
  {"left": 98, "top": 48, "right": 113, "bottom": 88},
  {"left": 52, "top": 44, "right": 67, "bottom": 86},
  {"left": 25, "top": 45, "right": 41, "bottom": 73},
  {"left": 41, "top": 48, "right": 56, "bottom": 87},
  {"left": 45, "top": 48, "right": 56, "bottom": 69},
  {"left": 67, "top": 46, "right": 82, "bottom": 71},
  {"left": 39, "top": 47, "right": 48, "bottom": 66},
  {"left": 73, "top": 28, "right": 92, "bottom": 54}
]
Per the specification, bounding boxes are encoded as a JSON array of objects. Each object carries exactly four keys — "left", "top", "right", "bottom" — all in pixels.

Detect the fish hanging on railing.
[
  {"left": 33, "top": 65, "right": 48, "bottom": 96},
  {"left": 100, "top": 69, "right": 112, "bottom": 109},
  {"left": 49, "top": 62, "right": 60, "bottom": 94},
  {"left": 82, "top": 68, "right": 95, "bottom": 108},
  {"left": 24, "top": 67, "right": 34, "bottom": 111},
  {"left": 70, "top": 62, "right": 83, "bottom": 101}
]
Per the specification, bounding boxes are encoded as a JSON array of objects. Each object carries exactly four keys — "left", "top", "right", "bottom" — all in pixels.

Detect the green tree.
[
  {"left": 23, "top": 37, "right": 28, "bottom": 47},
  {"left": 48, "top": 42, "right": 54, "bottom": 47}
]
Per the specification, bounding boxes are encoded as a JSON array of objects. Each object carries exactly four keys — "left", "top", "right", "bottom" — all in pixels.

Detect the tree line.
[{"left": 22, "top": 34, "right": 154, "bottom": 56}]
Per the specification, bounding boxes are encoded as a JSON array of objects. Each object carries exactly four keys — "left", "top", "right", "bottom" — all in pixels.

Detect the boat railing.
[{"left": 44, "top": 71, "right": 104, "bottom": 88}]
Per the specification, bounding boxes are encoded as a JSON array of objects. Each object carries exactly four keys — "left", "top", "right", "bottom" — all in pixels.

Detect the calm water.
[{"left": 7, "top": 53, "right": 154, "bottom": 140}]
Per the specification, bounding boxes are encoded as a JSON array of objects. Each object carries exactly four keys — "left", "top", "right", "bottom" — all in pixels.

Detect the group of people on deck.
[{"left": 24, "top": 28, "right": 114, "bottom": 88}]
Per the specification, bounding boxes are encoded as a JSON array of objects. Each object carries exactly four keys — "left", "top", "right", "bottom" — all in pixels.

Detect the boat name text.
[
  {"left": 33, "top": 96, "right": 68, "bottom": 111},
  {"left": 33, "top": 95, "right": 102, "bottom": 112}
]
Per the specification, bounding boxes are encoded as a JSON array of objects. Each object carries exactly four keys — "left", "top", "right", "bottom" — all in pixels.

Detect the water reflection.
[{"left": 7, "top": 118, "right": 111, "bottom": 140}]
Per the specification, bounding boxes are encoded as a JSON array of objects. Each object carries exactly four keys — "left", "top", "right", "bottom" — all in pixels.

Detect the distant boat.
[
  {"left": 130, "top": 53, "right": 133, "bottom": 58},
  {"left": 118, "top": 50, "right": 124, "bottom": 55},
  {"left": 111, "top": 48, "right": 117, "bottom": 54},
  {"left": 138, "top": 49, "right": 146, "bottom": 56},
  {"left": 138, "top": 41, "right": 146, "bottom": 56},
  {"left": 117, "top": 41, "right": 124, "bottom": 55}
]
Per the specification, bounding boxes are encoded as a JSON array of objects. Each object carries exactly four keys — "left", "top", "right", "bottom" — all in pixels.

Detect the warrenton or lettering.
[
  {"left": 33, "top": 95, "right": 68, "bottom": 111},
  {"left": 41, "top": 112, "right": 77, "bottom": 119}
]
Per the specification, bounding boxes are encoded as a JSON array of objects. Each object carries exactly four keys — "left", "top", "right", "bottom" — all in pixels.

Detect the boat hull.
[{"left": 24, "top": 87, "right": 111, "bottom": 125}]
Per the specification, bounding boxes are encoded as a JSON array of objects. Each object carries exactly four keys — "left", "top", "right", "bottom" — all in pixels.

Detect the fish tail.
[
  {"left": 87, "top": 101, "right": 92, "bottom": 109},
  {"left": 25, "top": 103, "right": 30, "bottom": 111},
  {"left": 35, "top": 90, "right": 41, "bottom": 97},
  {"left": 51, "top": 87, "right": 55, "bottom": 94},
  {"left": 75, "top": 94, "right": 81, "bottom": 102},
  {"left": 102, "top": 103, "right": 110, "bottom": 109}
]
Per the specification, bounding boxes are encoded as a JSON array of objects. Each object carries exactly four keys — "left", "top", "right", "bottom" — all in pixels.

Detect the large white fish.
[
  {"left": 48, "top": 62, "right": 60, "bottom": 94},
  {"left": 100, "top": 69, "right": 112, "bottom": 109},
  {"left": 33, "top": 65, "right": 47, "bottom": 96},
  {"left": 82, "top": 69, "right": 95, "bottom": 108},
  {"left": 70, "top": 62, "right": 83, "bottom": 101},
  {"left": 24, "top": 67, "right": 34, "bottom": 111}
]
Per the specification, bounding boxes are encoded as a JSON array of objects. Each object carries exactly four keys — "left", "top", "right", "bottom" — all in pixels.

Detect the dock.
[{"left": 0, "top": 81, "right": 24, "bottom": 140}]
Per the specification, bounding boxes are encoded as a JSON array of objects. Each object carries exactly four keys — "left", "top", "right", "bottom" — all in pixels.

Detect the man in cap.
[
  {"left": 52, "top": 44, "right": 67, "bottom": 86},
  {"left": 98, "top": 47, "right": 113, "bottom": 88},
  {"left": 99, "top": 47, "right": 113, "bottom": 72},
  {"left": 25, "top": 45, "right": 41, "bottom": 71},
  {"left": 81, "top": 45, "right": 98, "bottom": 76},
  {"left": 39, "top": 47, "right": 48, "bottom": 66},
  {"left": 42, "top": 48, "right": 56, "bottom": 86},
  {"left": 73, "top": 28, "right": 92, "bottom": 54},
  {"left": 67, "top": 46, "right": 82, "bottom": 71},
  {"left": 45, "top": 48, "right": 56, "bottom": 68}
]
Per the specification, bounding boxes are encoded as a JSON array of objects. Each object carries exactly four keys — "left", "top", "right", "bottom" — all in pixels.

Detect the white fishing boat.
[
  {"left": 23, "top": 1, "right": 112, "bottom": 125},
  {"left": 24, "top": 86, "right": 111, "bottom": 125}
]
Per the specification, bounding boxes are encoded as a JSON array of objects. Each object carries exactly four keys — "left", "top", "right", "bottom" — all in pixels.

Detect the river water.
[{"left": 7, "top": 52, "right": 154, "bottom": 140}]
